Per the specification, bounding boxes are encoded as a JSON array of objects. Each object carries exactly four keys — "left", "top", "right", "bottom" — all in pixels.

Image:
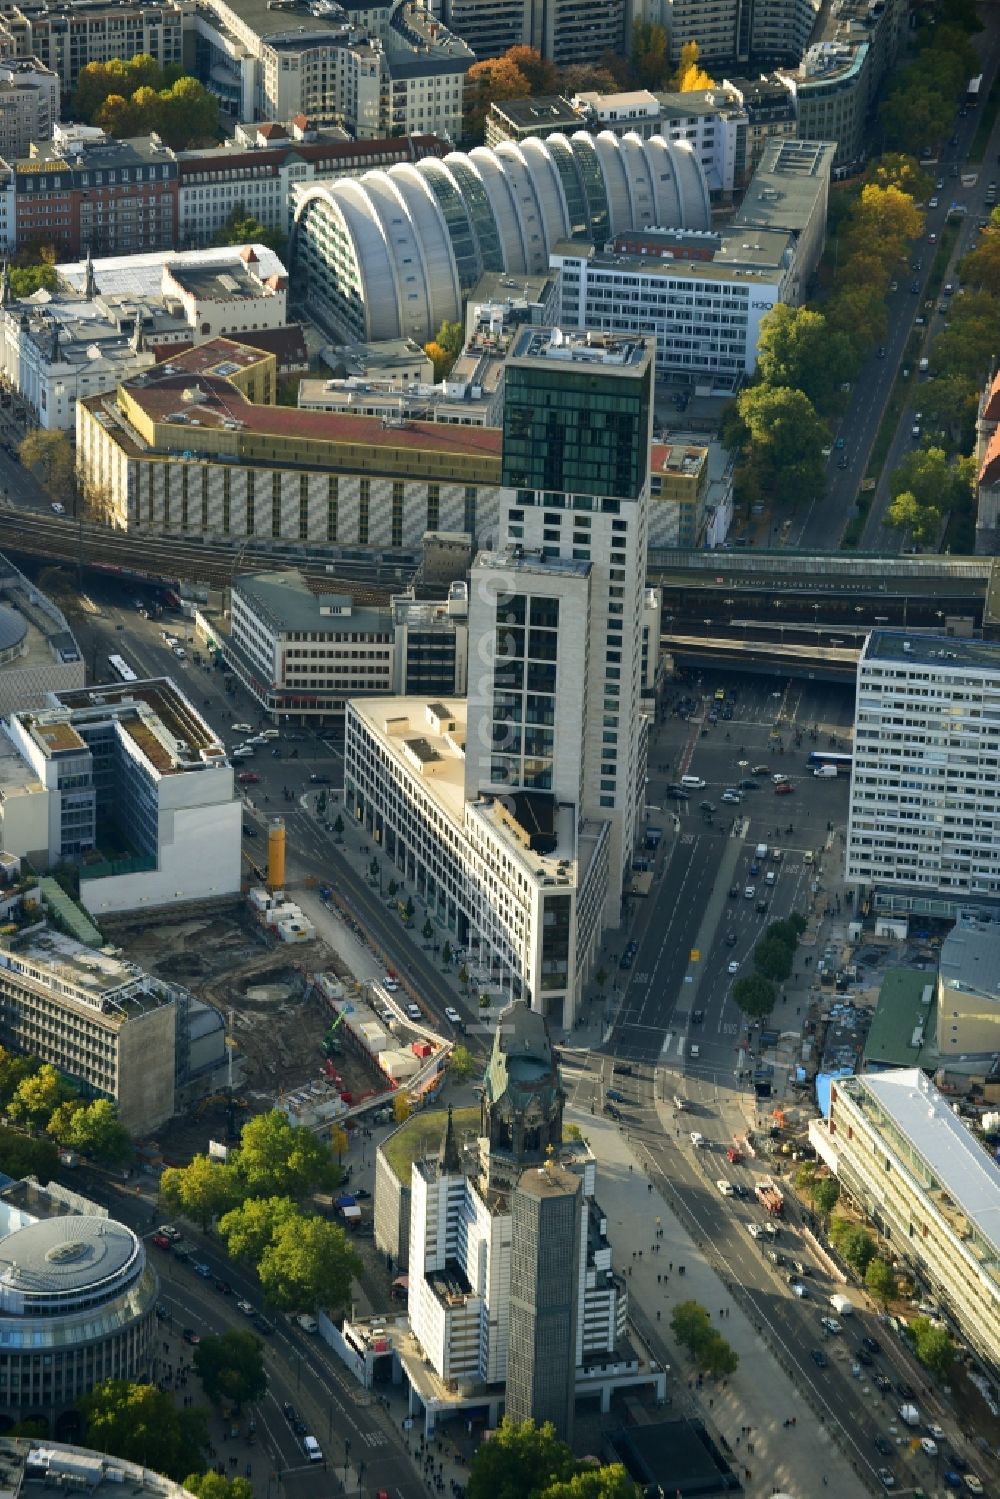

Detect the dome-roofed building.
[
  {"left": 0, "top": 1178, "right": 157, "bottom": 1436},
  {"left": 293, "top": 130, "right": 711, "bottom": 346},
  {"left": 0, "top": 603, "right": 26, "bottom": 663},
  {"left": 480, "top": 999, "right": 566, "bottom": 1194}
]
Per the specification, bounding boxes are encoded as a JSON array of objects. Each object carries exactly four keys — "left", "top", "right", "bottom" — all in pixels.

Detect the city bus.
[
  {"left": 807, "top": 750, "right": 853, "bottom": 770},
  {"left": 107, "top": 653, "right": 137, "bottom": 682}
]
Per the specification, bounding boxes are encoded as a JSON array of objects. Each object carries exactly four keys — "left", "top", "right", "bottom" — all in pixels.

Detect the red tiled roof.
[
  {"left": 980, "top": 426, "right": 1000, "bottom": 486},
  {"left": 983, "top": 369, "right": 1000, "bottom": 425},
  {"left": 175, "top": 134, "right": 447, "bottom": 181},
  {"left": 127, "top": 367, "right": 502, "bottom": 462}
]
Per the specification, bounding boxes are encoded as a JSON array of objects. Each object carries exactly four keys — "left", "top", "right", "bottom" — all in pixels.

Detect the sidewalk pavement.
[{"left": 576, "top": 1109, "right": 869, "bottom": 1499}]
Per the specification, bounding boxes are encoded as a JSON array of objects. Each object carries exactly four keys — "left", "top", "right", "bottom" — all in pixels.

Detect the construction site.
[{"left": 107, "top": 898, "right": 389, "bottom": 1158}]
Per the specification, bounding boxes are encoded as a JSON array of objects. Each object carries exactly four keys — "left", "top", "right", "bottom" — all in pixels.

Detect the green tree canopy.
[
  {"left": 829, "top": 1217, "right": 877, "bottom": 1273},
  {"left": 812, "top": 1177, "right": 840, "bottom": 1223},
  {"left": 18, "top": 430, "right": 74, "bottom": 504},
  {"left": 210, "top": 205, "right": 285, "bottom": 255},
  {"left": 731, "top": 974, "right": 777, "bottom": 1020},
  {"left": 192, "top": 1330, "right": 267, "bottom": 1411},
  {"left": 448, "top": 1044, "right": 476, "bottom": 1081},
  {"left": 753, "top": 939, "right": 794, "bottom": 984},
  {"left": 47, "top": 1099, "right": 131, "bottom": 1165},
  {"left": 74, "top": 55, "right": 217, "bottom": 147},
  {"left": 911, "top": 1315, "right": 956, "bottom": 1379},
  {"left": 754, "top": 305, "right": 856, "bottom": 412},
  {"left": 0, "top": 1124, "right": 58, "bottom": 1183},
  {"left": 884, "top": 489, "right": 942, "bottom": 546},
  {"left": 541, "top": 1466, "right": 639, "bottom": 1499},
  {"left": 670, "top": 1300, "right": 738, "bottom": 1376},
  {"left": 218, "top": 1195, "right": 298, "bottom": 1263},
  {"left": 735, "top": 384, "right": 827, "bottom": 507},
  {"left": 161, "top": 1154, "right": 241, "bottom": 1230},
  {"left": 864, "top": 1257, "right": 896, "bottom": 1306},
  {"left": 258, "top": 1212, "right": 362, "bottom": 1312},
  {"left": 233, "top": 1110, "right": 339, "bottom": 1198},
  {"left": 81, "top": 1380, "right": 208, "bottom": 1480},
  {"left": 9, "top": 262, "right": 58, "bottom": 297},
  {"left": 0, "top": 1048, "right": 38, "bottom": 1109},
  {"left": 863, "top": 153, "right": 933, "bottom": 203},
  {"left": 630, "top": 22, "right": 671, "bottom": 89},
  {"left": 467, "top": 1417, "right": 576, "bottom": 1499},
  {"left": 184, "top": 1477, "right": 254, "bottom": 1499},
  {"left": 8, "top": 1063, "right": 70, "bottom": 1128}
]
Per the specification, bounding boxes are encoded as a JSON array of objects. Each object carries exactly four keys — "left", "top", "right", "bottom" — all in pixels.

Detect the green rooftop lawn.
[{"left": 381, "top": 1105, "right": 480, "bottom": 1184}]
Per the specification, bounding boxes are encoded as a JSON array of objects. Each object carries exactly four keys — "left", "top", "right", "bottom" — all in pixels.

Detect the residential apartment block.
[
  {"left": 0, "top": 0, "right": 186, "bottom": 91},
  {"left": 193, "top": 0, "right": 472, "bottom": 140},
  {"left": 430, "top": 0, "right": 625, "bottom": 65},
  {"left": 0, "top": 59, "right": 57, "bottom": 161},
  {"left": 176, "top": 128, "right": 445, "bottom": 247},
  {"left": 846, "top": 632, "right": 1000, "bottom": 917},
  {"left": 0, "top": 931, "right": 177, "bottom": 1132},
  {"left": 10, "top": 127, "right": 178, "bottom": 261},
  {"left": 76, "top": 337, "right": 503, "bottom": 549},
  {"left": 813, "top": 1068, "right": 1000, "bottom": 1372},
  {"left": 0, "top": 677, "right": 241, "bottom": 916}
]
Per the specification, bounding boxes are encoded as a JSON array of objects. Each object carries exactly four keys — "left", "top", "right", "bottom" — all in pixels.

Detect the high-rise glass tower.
[{"left": 467, "top": 328, "right": 654, "bottom": 930}]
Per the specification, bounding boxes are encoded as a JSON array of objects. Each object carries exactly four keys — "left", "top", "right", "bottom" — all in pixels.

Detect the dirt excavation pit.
[{"left": 106, "top": 905, "right": 381, "bottom": 1110}]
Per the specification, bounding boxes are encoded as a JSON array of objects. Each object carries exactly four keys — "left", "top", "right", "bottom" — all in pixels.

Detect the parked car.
[{"left": 444, "top": 1006, "right": 462, "bottom": 1026}]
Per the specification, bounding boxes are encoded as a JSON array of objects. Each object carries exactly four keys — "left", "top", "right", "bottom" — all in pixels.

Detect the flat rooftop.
[
  {"left": 846, "top": 1068, "right": 1000, "bottom": 1265},
  {"left": 58, "top": 245, "right": 288, "bottom": 301},
  {"left": 490, "top": 96, "right": 582, "bottom": 129},
  {"left": 940, "top": 920, "right": 1000, "bottom": 1000},
  {"left": 555, "top": 229, "right": 794, "bottom": 280},
  {"left": 349, "top": 696, "right": 584, "bottom": 878},
  {"left": 235, "top": 570, "right": 389, "bottom": 637},
  {"left": 52, "top": 677, "right": 227, "bottom": 774},
  {"left": 101, "top": 357, "right": 503, "bottom": 471},
  {"left": 0, "top": 1436, "right": 200, "bottom": 1499},
  {"left": 864, "top": 630, "right": 1000, "bottom": 671},
  {"left": 734, "top": 139, "right": 836, "bottom": 234},
  {"left": 0, "top": 930, "right": 174, "bottom": 1022},
  {"left": 508, "top": 325, "right": 653, "bottom": 371},
  {"left": 380, "top": 1105, "right": 481, "bottom": 1186},
  {"left": 863, "top": 968, "right": 936, "bottom": 1070}
]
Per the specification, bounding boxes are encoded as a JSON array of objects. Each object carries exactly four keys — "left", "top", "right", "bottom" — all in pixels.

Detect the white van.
[
  {"left": 303, "top": 1436, "right": 323, "bottom": 1462},
  {"left": 296, "top": 1314, "right": 318, "bottom": 1333},
  {"left": 814, "top": 764, "right": 837, "bottom": 778},
  {"left": 755, "top": 843, "right": 768, "bottom": 860},
  {"left": 680, "top": 774, "right": 705, "bottom": 789}
]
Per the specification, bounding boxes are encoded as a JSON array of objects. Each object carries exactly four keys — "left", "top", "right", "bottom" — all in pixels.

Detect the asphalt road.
[
  {"left": 73, "top": 1170, "right": 420, "bottom": 1499},
  {"left": 610, "top": 674, "right": 854, "bottom": 1069},
  {"left": 794, "top": 10, "right": 1000, "bottom": 553}
]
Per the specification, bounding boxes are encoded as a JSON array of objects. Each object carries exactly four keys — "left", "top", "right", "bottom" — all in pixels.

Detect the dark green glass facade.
[{"left": 501, "top": 362, "right": 652, "bottom": 500}]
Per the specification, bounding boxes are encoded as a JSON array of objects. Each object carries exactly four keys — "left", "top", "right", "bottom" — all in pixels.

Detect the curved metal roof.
[
  {"left": 0, "top": 604, "right": 26, "bottom": 654},
  {"left": 0, "top": 1215, "right": 139, "bottom": 1300},
  {"left": 294, "top": 130, "right": 710, "bottom": 346}
]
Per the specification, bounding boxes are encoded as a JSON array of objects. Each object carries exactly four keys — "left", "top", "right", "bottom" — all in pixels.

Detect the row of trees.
[
  {"left": 885, "top": 447, "right": 975, "bottom": 546},
  {"left": 731, "top": 913, "right": 807, "bottom": 1019},
  {"left": 462, "top": 35, "right": 710, "bottom": 142},
  {"left": 72, "top": 54, "right": 218, "bottom": 149},
  {"left": 880, "top": 2, "right": 980, "bottom": 155},
  {"left": 670, "top": 1299, "right": 739, "bottom": 1376},
  {"left": 724, "top": 163, "right": 928, "bottom": 514},
  {"left": 466, "top": 1417, "right": 639, "bottom": 1499},
  {"left": 0, "top": 1047, "right": 131, "bottom": 1163},
  {"left": 794, "top": 1166, "right": 959, "bottom": 1377},
  {"left": 161, "top": 1110, "right": 361, "bottom": 1314}
]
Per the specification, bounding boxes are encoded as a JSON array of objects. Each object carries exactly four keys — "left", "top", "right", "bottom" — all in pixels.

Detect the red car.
[
  {"left": 775, "top": 781, "right": 794, "bottom": 795},
  {"left": 726, "top": 1147, "right": 743, "bottom": 1164},
  {"left": 237, "top": 771, "right": 261, "bottom": 785},
  {"left": 151, "top": 1232, "right": 172, "bottom": 1251}
]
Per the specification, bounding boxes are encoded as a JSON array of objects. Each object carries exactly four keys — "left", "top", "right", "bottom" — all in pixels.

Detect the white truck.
[
  {"left": 899, "top": 1403, "right": 920, "bottom": 1427},
  {"left": 830, "top": 1294, "right": 854, "bottom": 1316},
  {"left": 813, "top": 765, "right": 837, "bottom": 778}
]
